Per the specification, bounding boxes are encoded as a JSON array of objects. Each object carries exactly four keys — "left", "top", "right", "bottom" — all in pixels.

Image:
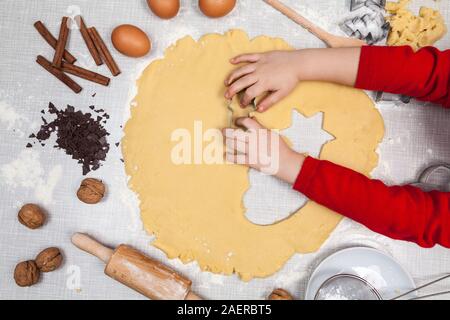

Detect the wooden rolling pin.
[
  {"left": 71, "top": 233, "right": 202, "bottom": 300},
  {"left": 264, "top": 0, "right": 365, "bottom": 48}
]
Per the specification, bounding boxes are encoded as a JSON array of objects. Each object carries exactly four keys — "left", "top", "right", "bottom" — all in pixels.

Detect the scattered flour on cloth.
[
  {"left": 0, "top": 100, "right": 31, "bottom": 137},
  {"left": 0, "top": 149, "right": 62, "bottom": 205}
]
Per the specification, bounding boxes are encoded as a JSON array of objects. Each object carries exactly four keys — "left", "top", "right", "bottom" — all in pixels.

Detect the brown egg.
[
  {"left": 147, "top": 0, "right": 180, "bottom": 19},
  {"left": 111, "top": 24, "right": 151, "bottom": 58},
  {"left": 199, "top": 0, "right": 236, "bottom": 18}
]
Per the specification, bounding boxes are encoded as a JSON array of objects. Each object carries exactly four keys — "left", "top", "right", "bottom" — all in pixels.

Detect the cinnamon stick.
[
  {"left": 61, "top": 61, "right": 110, "bottom": 86},
  {"left": 36, "top": 55, "right": 82, "bottom": 93},
  {"left": 34, "top": 21, "right": 76, "bottom": 64},
  {"left": 75, "top": 16, "right": 103, "bottom": 66},
  {"left": 53, "top": 17, "right": 70, "bottom": 68},
  {"left": 88, "top": 27, "right": 121, "bottom": 76}
]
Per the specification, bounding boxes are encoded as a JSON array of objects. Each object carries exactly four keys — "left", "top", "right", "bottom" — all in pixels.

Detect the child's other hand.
[
  {"left": 224, "top": 51, "right": 302, "bottom": 112},
  {"left": 222, "top": 117, "right": 305, "bottom": 185}
]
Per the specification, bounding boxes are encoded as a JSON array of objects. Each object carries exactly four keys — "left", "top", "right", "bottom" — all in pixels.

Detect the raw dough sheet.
[
  {"left": 0, "top": 0, "right": 449, "bottom": 299},
  {"left": 122, "top": 30, "right": 384, "bottom": 280}
]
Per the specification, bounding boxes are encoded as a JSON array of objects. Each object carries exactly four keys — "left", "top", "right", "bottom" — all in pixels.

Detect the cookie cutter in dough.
[
  {"left": 226, "top": 91, "right": 257, "bottom": 127},
  {"left": 412, "top": 164, "right": 450, "bottom": 192}
]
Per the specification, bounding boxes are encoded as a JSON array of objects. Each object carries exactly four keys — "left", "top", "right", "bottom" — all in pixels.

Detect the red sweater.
[{"left": 293, "top": 46, "right": 450, "bottom": 248}]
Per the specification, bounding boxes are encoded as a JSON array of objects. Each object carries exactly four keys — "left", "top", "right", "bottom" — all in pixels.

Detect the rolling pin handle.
[
  {"left": 185, "top": 291, "right": 203, "bottom": 300},
  {"left": 71, "top": 233, "right": 114, "bottom": 264}
]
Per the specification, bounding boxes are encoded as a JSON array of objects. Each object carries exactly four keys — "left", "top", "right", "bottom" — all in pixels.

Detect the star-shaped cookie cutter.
[{"left": 226, "top": 92, "right": 257, "bottom": 127}]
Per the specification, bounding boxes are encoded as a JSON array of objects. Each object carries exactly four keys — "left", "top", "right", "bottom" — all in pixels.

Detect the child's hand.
[
  {"left": 224, "top": 48, "right": 361, "bottom": 112},
  {"left": 224, "top": 51, "right": 303, "bottom": 112},
  {"left": 222, "top": 117, "right": 305, "bottom": 185}
]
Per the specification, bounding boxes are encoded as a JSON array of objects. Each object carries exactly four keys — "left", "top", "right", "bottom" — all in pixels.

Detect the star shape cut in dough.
[{"left": 244, "top": 110, "right": 334, "bottom": 226}]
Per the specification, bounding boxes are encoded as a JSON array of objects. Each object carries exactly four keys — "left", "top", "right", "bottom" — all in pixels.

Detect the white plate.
[{"left": 305, "top": 247, "right": 416, "bottom": 300}]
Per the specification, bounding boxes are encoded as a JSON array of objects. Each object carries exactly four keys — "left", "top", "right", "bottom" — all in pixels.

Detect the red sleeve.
[
  {"left": 355, "top": 46, "right": 450, "bottom": 108},
  {"left": 293, "top": 157, "right": 450, "bottom": 248}
]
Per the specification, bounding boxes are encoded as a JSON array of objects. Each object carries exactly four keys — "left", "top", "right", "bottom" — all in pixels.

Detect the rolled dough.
[{"left": 122, "top": 30, "right": 385, "bottom": 280}]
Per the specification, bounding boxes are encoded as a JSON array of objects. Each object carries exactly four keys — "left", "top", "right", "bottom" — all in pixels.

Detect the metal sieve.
[
  {"left": 315, "top": 273, "right": 450, "bottom": 300},
  {"left": 314, "top": 274, "right": 382, "bottom": 300},
  {"left": 413, "top": 164, "right": 450, "bottom": 192}
]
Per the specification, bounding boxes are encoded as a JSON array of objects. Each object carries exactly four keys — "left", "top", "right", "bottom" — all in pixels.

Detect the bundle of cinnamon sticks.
[{"left": 34, "top": 16, "right": 120, "bottom": 94}]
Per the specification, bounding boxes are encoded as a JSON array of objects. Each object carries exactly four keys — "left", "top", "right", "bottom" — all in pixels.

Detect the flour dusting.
[
  {"left": 0, "top": 100, "right": 33, "bottom": 137},
  {"left": 0, "top": 149, "right": 62, "bottom": 205},
  {"left": 118, "top": 178, "right": 143, "bottom": 233},
  {"left": 34, "top": 165, "right": 63, "bottom": 206}
]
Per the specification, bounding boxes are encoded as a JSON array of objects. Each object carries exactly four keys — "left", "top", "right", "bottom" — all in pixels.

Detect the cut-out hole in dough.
[
  {"left": 123, "top": 30, "right": 384, "bottom": 280},
  {"left": 244, "top": 110, "right": 334, "bottom": 226}
]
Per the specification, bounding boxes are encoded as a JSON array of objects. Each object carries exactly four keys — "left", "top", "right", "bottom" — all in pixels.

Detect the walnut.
[
  {"left": 18, "top": 204, "right": 46, "bottom": 229},
  {"left": 35, "top": 247, "right": 63, "bottom": 272},
  {"left": 268, "top": 288, "right": 293, "bottom": 300},
  {"left": 77, "top": 178, "right": 106, "bottom": 204},
  {"left": 14, "top": 260, "right": 40, "bottom": 287}
]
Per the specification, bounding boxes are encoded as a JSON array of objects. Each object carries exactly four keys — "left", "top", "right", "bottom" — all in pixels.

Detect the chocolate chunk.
[
  {"left": 29, "top": 103, "right": 110, "bottom": 175},
  {"left": 48, "top": 102, "right": 58, "bottom": 114},
  {"left": 26, "top": 143, "right": 32, "bottom": 148}
]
